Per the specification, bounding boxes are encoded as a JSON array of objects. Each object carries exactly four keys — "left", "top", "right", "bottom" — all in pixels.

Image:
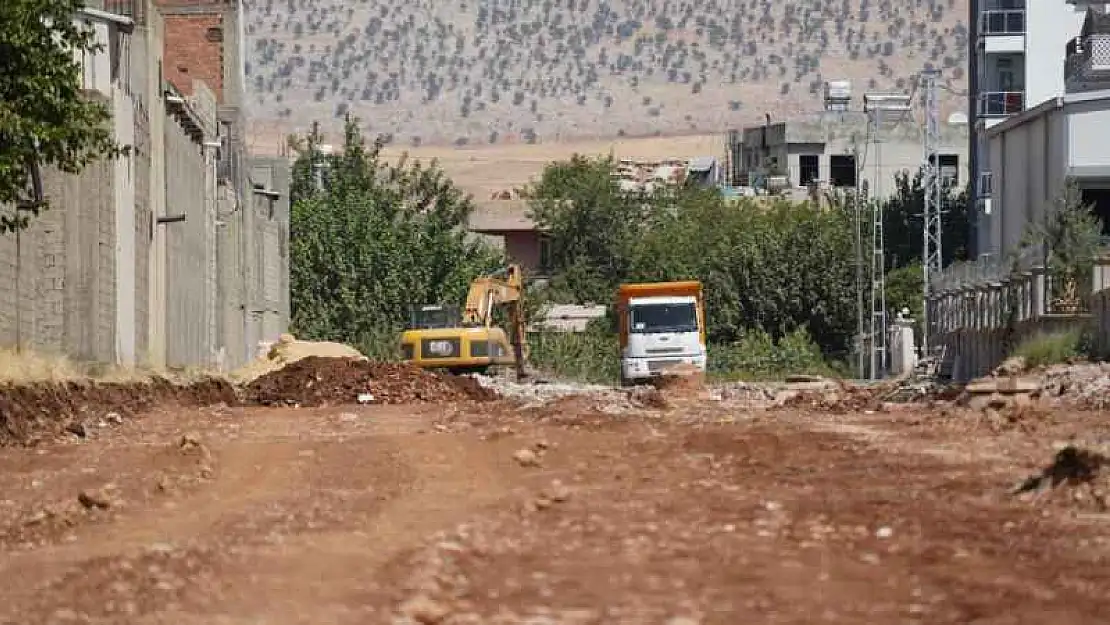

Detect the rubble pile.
[
  {"left": 243, "top": 356, "right": 497, "bottom": 407},
  {"left": 1035, "top": 362, "right": 1110, "bottom": 409},
  {"left": 470, "top": 374, "right": 613, "bottom": 406}
]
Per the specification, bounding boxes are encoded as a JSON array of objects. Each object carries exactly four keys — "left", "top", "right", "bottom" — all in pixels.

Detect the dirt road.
[{"left": 2, "top": 384, "right": 1109, "bottom": 624}]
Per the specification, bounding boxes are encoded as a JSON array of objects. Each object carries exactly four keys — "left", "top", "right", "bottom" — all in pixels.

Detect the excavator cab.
[
  {"left": 408, "top": 305, "right": 458, "bottom": 330},
  {"left": 399, "top": 266, "right": 528, "bottom": 379}
]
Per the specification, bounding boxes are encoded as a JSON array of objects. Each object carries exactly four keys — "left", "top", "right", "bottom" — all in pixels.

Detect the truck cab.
[{"left": 616, "top": 281, "right": 707, "bottom": 385}]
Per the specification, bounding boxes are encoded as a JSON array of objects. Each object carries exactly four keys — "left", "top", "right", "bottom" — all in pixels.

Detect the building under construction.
[{"left": 724, "top": 83, "right": 969, "bottom": 200}]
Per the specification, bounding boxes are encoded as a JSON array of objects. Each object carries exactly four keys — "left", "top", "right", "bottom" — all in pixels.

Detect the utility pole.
[
  {"left": 921, "top": 69, "right": 943, "bottom": 354},
  {"left": 862, "top": 92, "right": 911, "bottom": 379},
  {"left": 853, "top": 145, "right": 868, "bottom": 379}
]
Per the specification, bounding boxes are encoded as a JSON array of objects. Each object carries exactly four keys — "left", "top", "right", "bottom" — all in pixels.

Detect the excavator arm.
[{"left": 460, "top": 265, "right": 529, "bottom": 381}]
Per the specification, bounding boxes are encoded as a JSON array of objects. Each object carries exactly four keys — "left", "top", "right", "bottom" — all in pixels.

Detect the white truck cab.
[{"left": 617, "top": 282, "right": 707, "bottom": 385}]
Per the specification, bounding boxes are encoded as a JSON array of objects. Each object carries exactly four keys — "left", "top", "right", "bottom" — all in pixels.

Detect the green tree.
[
  {"left": 288, "top": 119, "right": 502, "bottom": 353},
  {"left": 0, "top": 0, "right": 126, "bottom": 231},
  {"left": 1021, "top": 178, "right": 1104, "bottom": 310},
  {"left": 881, "top": 168, "right": 971, "bottom": 270},
  {"left": 525, "top": 154, "right": 655, "bottom": 302},
  {"left": 529, "top": 155, "right": 859, "bottom": 356}
]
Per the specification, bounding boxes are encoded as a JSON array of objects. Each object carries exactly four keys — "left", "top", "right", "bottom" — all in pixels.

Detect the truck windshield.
[{"left": 629, "top": 303, "right": 698, "bottom": 334}]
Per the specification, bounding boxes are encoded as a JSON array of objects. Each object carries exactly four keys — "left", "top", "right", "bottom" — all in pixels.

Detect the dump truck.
[
  {"left": 399, "top": 265, "right": 528, "bottom": 381},
  {"left": 616, "top": 281, "right": 707, "bottom": 386}
]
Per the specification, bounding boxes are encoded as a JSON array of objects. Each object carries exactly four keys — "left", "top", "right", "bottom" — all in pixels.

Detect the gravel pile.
[{"left": 469, "top": 374, "right": 613, "bottom": 406}]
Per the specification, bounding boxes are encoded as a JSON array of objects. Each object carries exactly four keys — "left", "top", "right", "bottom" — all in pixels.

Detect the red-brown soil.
[
  {"left": 0, "top": 378, "right": 1109, "bottom": 623},
  {"left": 242, "top": 356, "right": 497, "bottom": 406}
]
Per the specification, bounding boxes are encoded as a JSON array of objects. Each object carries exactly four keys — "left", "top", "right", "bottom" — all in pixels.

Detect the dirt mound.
[
  {"left": 243, "top": 356, "right": 497, "bottom": 407},
  {"left": 0, "top": 377, "right": 236, "bottom": 447},
  {"left": 229, "top": 333, "right": 367, "bottom": 384}
]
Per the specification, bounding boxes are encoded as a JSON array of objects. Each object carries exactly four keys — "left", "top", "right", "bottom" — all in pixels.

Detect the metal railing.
[
  {"left": 978, "top": 10, "right": 1026, "bottom": 36},
  {"left": 82, "top": 0, "right": 145, "bottom": 22},
  {"left": 1065, "top": 34, "right": 1110, "bottom": 84},
  {"left": 977, "top": 91, "right": 1025, "bottom": 116}
]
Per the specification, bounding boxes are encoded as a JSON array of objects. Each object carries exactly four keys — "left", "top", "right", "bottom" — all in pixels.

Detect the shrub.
[{"left": 1011, "top": 330, "right": 1082, "bottom": 368}]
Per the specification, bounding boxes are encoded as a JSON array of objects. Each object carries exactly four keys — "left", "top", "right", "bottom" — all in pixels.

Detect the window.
[
  {"left": 538, "top": 234, "right": 552, "bottom": 272},
  {"left": 939, "top": 154, "right": 959, "bottom": 185},
  {"left": 930, "top": 154, "right": 960, "bottom": 185},
  {"left": 799, "top": 154, "right": 819, "bottom": 185},
  {"left": 829, "top": 154, "right": 857, "bottom": 187},
  {"left": 629, "top": 303, "right": 698, "bottom": 334}
]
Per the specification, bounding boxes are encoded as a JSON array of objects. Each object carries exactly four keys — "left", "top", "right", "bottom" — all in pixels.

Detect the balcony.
[
  {"left": 979, "top": 10, "right": 1026, "bottom": 36},
  {"left": 1065, "top": 12, "right": 1110, "bottom": 93},
  {"left": 977, "top": 91, "right": 1025, "bottom": 117},
  {"left": 81, "top": 0, "right": 146, "bottom": 23}
]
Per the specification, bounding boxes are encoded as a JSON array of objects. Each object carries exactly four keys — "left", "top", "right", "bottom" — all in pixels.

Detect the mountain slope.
[{"left": 243, "top": 0, "right": 968, "bottom": 146}]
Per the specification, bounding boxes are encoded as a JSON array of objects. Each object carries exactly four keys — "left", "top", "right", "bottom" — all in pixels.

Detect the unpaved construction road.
[{"left": 2, "top": 372, "right": 1110, "bottom": 624}]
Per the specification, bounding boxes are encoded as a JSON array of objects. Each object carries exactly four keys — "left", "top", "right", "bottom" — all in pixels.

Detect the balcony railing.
[
  {"left": 82, "top": 0, "right": 145, "bottom": 22},
  {"left": 1066, "top": 34, "right": 1110, "bottom": 86},
  {"left": 978, "top": 10, "right": 1026, "bottom": 36},
  {"left": 977, "top": 91, "right": 1025, "bottom": 117}
]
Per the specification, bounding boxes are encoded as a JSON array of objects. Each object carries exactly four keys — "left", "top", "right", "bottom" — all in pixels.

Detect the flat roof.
[
  {"left": 985, "top": 88, "right": 1110, "bottom": 138},
  {"left": 468, "top": 199, "right": 539, "bottom": 233}
]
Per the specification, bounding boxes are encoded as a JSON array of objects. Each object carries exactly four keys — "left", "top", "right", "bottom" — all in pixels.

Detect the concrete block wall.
[
  {"left": 928, "top": 259, "right": 1110, "bottom": 380},
  {"left": 0, "top": 1, "right": 291, "bottom": 372},
  {"left": 0, "top": 157, "right": 118, "bottom": 363},
  {"left": 163, "top": 114, "right": 218, "bottom": 368}
]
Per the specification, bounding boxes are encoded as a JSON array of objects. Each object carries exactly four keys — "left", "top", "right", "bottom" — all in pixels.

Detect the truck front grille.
[{"left": 646, "top": 347, "right": 683, "bottom": 354}]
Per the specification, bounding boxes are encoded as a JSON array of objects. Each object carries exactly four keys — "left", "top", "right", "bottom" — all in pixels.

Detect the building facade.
[
  {"left": 982, "top": 6, "right": 1110, "bottom": 258},
  {"left": 971, "top": 0, "right": 1091, "bottom": 257},
  {"left": 738, "top": 113, "right": 968, "bottom": 200}
]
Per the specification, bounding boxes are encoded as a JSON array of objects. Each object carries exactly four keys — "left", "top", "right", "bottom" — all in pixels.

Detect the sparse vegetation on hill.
[{"left": 243, "top": 0, "right": 968, "bottom": 146}]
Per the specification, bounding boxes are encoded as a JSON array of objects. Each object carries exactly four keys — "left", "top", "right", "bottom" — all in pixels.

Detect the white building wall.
[
  {"left": 986, "top": 92, "right": 1110, "bottom": 259},
  {"left": 1024, "top": 0, "right": 1086, "bottom": 107},
  {"left": 1068, "top": 98, "right": 1110, "bottom": 169}
]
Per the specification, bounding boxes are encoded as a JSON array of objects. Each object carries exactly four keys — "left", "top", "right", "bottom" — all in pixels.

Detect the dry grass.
[
  {"left": 380, "top": 133, "right": 726, "bottom": 197},
  {"left": 0, "top": 348, "right": 224, "bottom": 386}
]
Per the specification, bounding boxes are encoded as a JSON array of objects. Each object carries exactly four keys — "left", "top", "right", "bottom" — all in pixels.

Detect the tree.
[
  {"left": 0, "top": 0, "right": 126, "bottom": 231},
  {"left": 1021, "top": 178, "right": 1104, "bottom": 311},
  {"left": 288, "top": 118, "right": 502, "bottom": 353},
  {"left": 528, "top": 155, "right": 859, "bottom": 356},
  {"left": 881, "top": 168, "right": 970, "bottom": 270},
  {"left": 525, "top": 154, "right": 654, "bottom": 303}
]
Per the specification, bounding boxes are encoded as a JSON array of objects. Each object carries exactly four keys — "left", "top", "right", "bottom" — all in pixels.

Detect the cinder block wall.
[
  {"left": 0, "top": 157, "right": 118, "bottom": 363},
  {"left": 0, "top": 1, "right": 291, "bottom": 372}
]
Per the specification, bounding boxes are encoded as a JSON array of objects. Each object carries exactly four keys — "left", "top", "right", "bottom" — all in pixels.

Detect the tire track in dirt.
[{"left": 204, "top": 432, "right": 531, "bottom": 623}]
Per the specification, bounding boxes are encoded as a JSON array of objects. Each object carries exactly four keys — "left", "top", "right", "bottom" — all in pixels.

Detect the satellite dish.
[{"left": 947, "top": 112, "right": 969, "bottom": 125}]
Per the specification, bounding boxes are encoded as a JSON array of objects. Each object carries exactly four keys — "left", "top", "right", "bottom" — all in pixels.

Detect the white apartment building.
[{"left": 972, "top": 0, "right": 1090, "bottom": 256}]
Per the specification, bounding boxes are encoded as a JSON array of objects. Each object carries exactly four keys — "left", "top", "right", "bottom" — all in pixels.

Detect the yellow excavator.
[{"left": 399, "top": 264, "right": 529, "bottom": 381}]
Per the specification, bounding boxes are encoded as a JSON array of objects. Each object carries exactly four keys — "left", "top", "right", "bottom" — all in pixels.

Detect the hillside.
[{"left": 243, "top": 0, "right": 969, "bottom": 147}]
